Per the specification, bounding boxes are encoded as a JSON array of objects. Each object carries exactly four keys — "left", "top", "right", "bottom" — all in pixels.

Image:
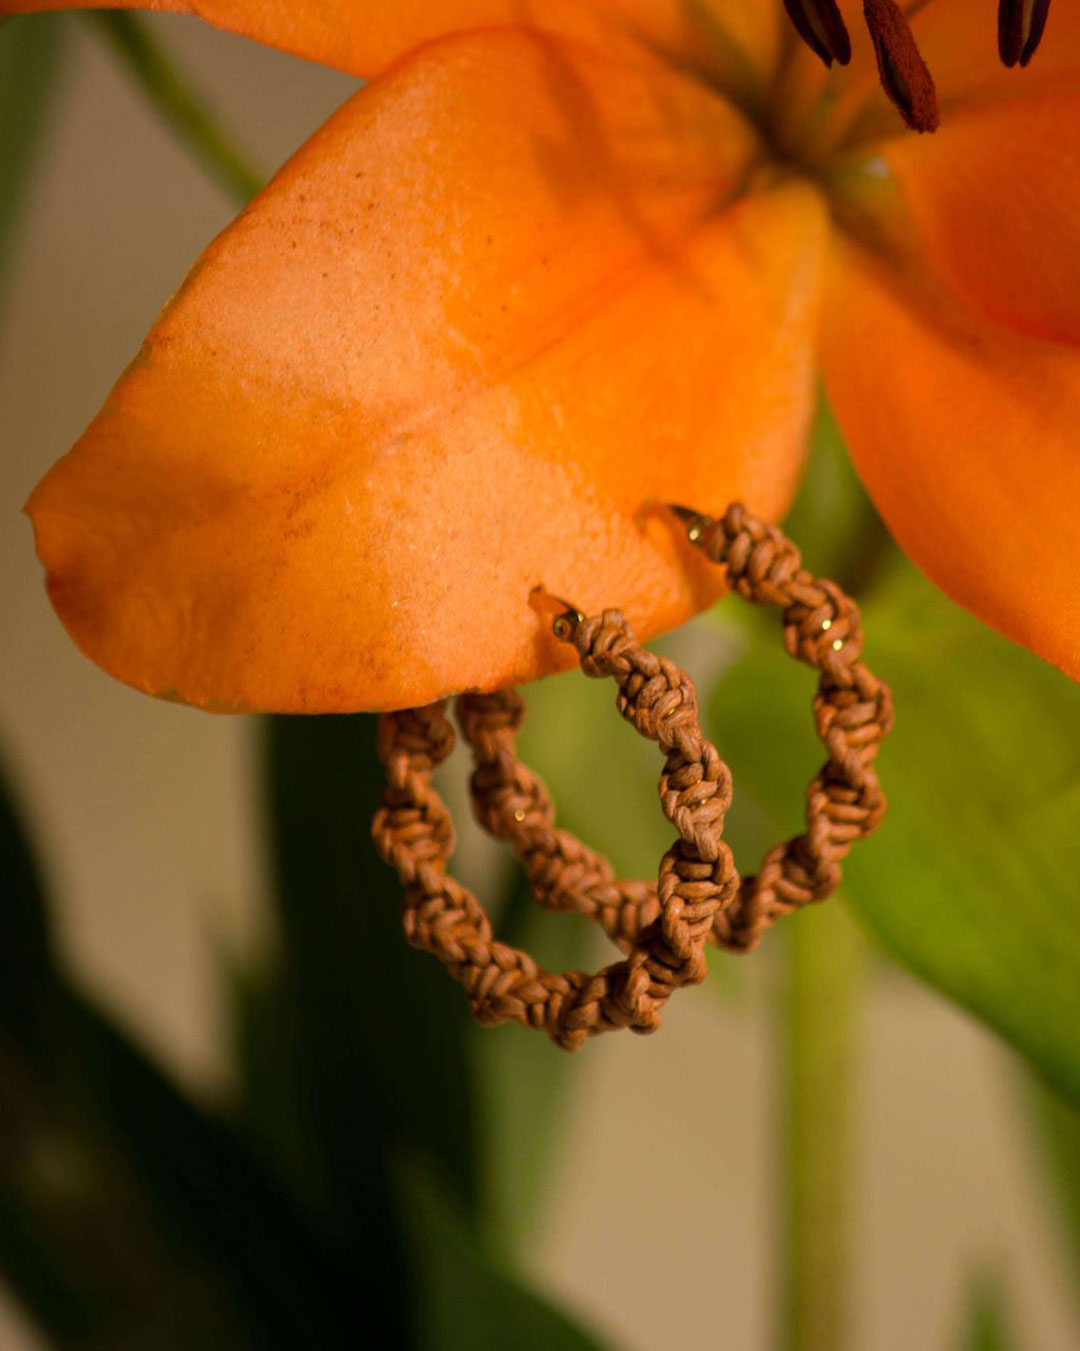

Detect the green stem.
[
  {"left": 0, "top": 15, "right": 68, "bottom": 298},
  {"left": 86, "top": 12, "right": 263, "bottom": 205},
  {"left": 777, "top": 902, "right": 864, "bottom": 1351}
]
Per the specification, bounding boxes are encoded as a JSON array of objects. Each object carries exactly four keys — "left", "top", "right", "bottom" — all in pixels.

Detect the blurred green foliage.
[
  {"left": 1026, "top": 1076, "right": 1080, "bottom": 1288},
  {"left": 88, "top": 13, "right": 264, "bottom": 201},
  {"left": 0, "top": 727, "right": 611, "bottom": 1348},
  {"left": 704, "top": 395, "right": 1080, "bottom": 1106},
  {"left": 709, "top": 560, "right": 1080, "bottom": 1106},
  {"left": 956, "top": 1272, "right": 1013, "bottom": 1351},
  {"left": 0, "top": 15, "right": 66, "bottom": 300}
]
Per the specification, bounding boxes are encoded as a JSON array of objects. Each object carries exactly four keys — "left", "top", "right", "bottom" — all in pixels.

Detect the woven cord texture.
[{"left": 372, "top": 503, "right": 892, "bottom": 1048}]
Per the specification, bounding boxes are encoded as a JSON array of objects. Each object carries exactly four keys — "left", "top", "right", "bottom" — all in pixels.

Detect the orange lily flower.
[{"left": 7, "top": 0, "right": 1080, "bottom": 711}]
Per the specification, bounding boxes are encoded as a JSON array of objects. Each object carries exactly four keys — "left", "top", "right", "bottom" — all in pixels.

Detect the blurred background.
[{"left": 1, "top": 12, "right": 1078, "bottom": 1350}]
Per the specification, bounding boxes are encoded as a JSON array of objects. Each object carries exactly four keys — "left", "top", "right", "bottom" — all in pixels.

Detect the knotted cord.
[{"left": 372, "top": 503, "right": 892, "bottom": 1049}]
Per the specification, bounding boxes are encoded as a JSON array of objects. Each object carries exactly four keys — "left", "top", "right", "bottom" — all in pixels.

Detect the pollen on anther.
[
  {"left": 514, "top": 809, "right": 527, "bottom": 823},
  {"left": 831, "top": 638, "right": 844, "bottom": 651},
  {"left": 862, "top": 0, "right": 939, "bottom": 133},
  {"left": 821, "top": 618, "right": 833, "bottom": 631}
]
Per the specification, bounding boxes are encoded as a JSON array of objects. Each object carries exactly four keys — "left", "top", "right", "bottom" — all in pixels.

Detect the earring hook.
[
  {"left": 664, "top": 503, "right": 715, "bottom": 543},
  {"left": 529, "top": 586, "right": 584, "bottom": 642},
  {"left": 634, "top": 498, "right": 716, "bottom": 544}
]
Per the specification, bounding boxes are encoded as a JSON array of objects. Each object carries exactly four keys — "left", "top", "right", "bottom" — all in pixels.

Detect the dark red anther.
[
  {"left": 783, "top": 0, "right": 852, "bottom": 67},
  {"left": 862, "top": 0, "right": 939, "bottom": 133},
  {"left": 998, "top": 0, "right": 1052, "bottom": 68}
]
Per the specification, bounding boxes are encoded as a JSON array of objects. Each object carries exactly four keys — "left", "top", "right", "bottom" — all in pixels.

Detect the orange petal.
[
  {"left": 1, "top": 0, "right": 783, "bottom": 84},
  {"left": 820, "top": 237, "right": 1080, "bottom": 681},
  {"left": 27, "top": 30, "right": 827, "bottom": 713},
  {"left": 868, "top": 90, "right": 1080, "bottom": 344},
  {"left": 910, "top": 0, "right": 1080, "bottom": 109}
]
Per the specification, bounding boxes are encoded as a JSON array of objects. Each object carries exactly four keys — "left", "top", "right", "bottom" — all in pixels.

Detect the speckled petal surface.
[{"left": 27, "top": 30, "right": 827, "bottom": 711}]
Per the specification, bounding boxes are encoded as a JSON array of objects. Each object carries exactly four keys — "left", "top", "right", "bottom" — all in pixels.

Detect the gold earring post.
[{"left": 529, "top": 586, "right": 584, "bottom": 642}]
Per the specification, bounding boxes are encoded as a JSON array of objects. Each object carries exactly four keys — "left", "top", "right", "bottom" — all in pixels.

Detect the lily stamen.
[
  {"left": 782, "top": 0, "right": 852, "bottom": 67},
  {"left": 862, "top": 0, "right": 939, "bottom": 133},
  {"left": 999, "top": 0, "right": 1053, "bottom": 67},
  {"left": 783, "top": 0, "right": 940, "bottom": 133}
]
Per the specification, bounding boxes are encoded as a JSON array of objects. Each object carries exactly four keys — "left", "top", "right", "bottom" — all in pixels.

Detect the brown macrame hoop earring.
[{"left": 372, "top": 503, "right": 893, "bottom": 1050}]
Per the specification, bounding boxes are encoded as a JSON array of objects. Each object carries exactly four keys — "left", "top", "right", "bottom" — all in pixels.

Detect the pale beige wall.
[{"left": 0, "top": 17, "right": 1076, "bottom": 1351}]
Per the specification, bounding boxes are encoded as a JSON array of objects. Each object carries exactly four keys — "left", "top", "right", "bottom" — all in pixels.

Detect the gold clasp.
[
  {"left": 529, "top": 586, "right": 584, "bottom": 642},
  {"left": 664, "top": 502, "right": 715, "bottom": 545},
  {"left": 635, "top": 498, "right": 715, "bottom": 544}
]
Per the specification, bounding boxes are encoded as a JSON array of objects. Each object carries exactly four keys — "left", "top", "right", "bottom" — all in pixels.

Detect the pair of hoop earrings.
[{"left": 373, "top": 504, "right": 892, "bottom": 1051}]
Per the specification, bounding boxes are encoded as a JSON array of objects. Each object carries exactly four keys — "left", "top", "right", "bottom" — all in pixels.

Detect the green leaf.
[
  {"left": 708, "top": 562, "right": 1080, "bottom": 1107},
  {"left": 0, "top": 981, "right": 382, "bottom": 1349},
  {"left": 63, "top": 995, "right": 378, "bottom": 1347},
  {"left": 955, "top": 1271, "right": 1013, "bottom": 1351},
  {"left": 399, "top": 1159, "right": 611, "bottom": 1351},
  {"left": 0, "top": 764, "right": 284, "bottom": 1344},
  {"left": 1024, "top": 1072, "right": 1080, "bottom": 1284},
  {"left": 0, "top": 14, "right": 67, "bottom": 297},
  {"left": 0, "top": 757, "right": 58, "bottom": 1060},
  {"left": 520, "top": 667, "right": 673, "bottom": 882},
  {"left": 87, "top": 12, "right": 263, "bottom": 204},
  {"left": 0, "top": 729, "right": 600, "bottom": 1349},
  {"left": 0, "top": 1186, "right": 100, "bottom": 1346},
  {"left": 0, "top": 768, "right": 102, "bottom": 1343},
  {"left": 780, "top": 392, "right": 891, "bottom": 596},
  {"left": 0, "top": 754, "right": 402, "bottom": 1347},
  {"left": 258, "top": 713, "right": 477, "bottom": 1211},
  {"left": 478, "top": 873, "right": 589, "bottom": 1253}
]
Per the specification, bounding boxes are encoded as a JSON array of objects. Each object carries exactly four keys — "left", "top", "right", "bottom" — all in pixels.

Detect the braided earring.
[{"left": 372, "top": 503, "right": 892, "bottom": 1050}]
